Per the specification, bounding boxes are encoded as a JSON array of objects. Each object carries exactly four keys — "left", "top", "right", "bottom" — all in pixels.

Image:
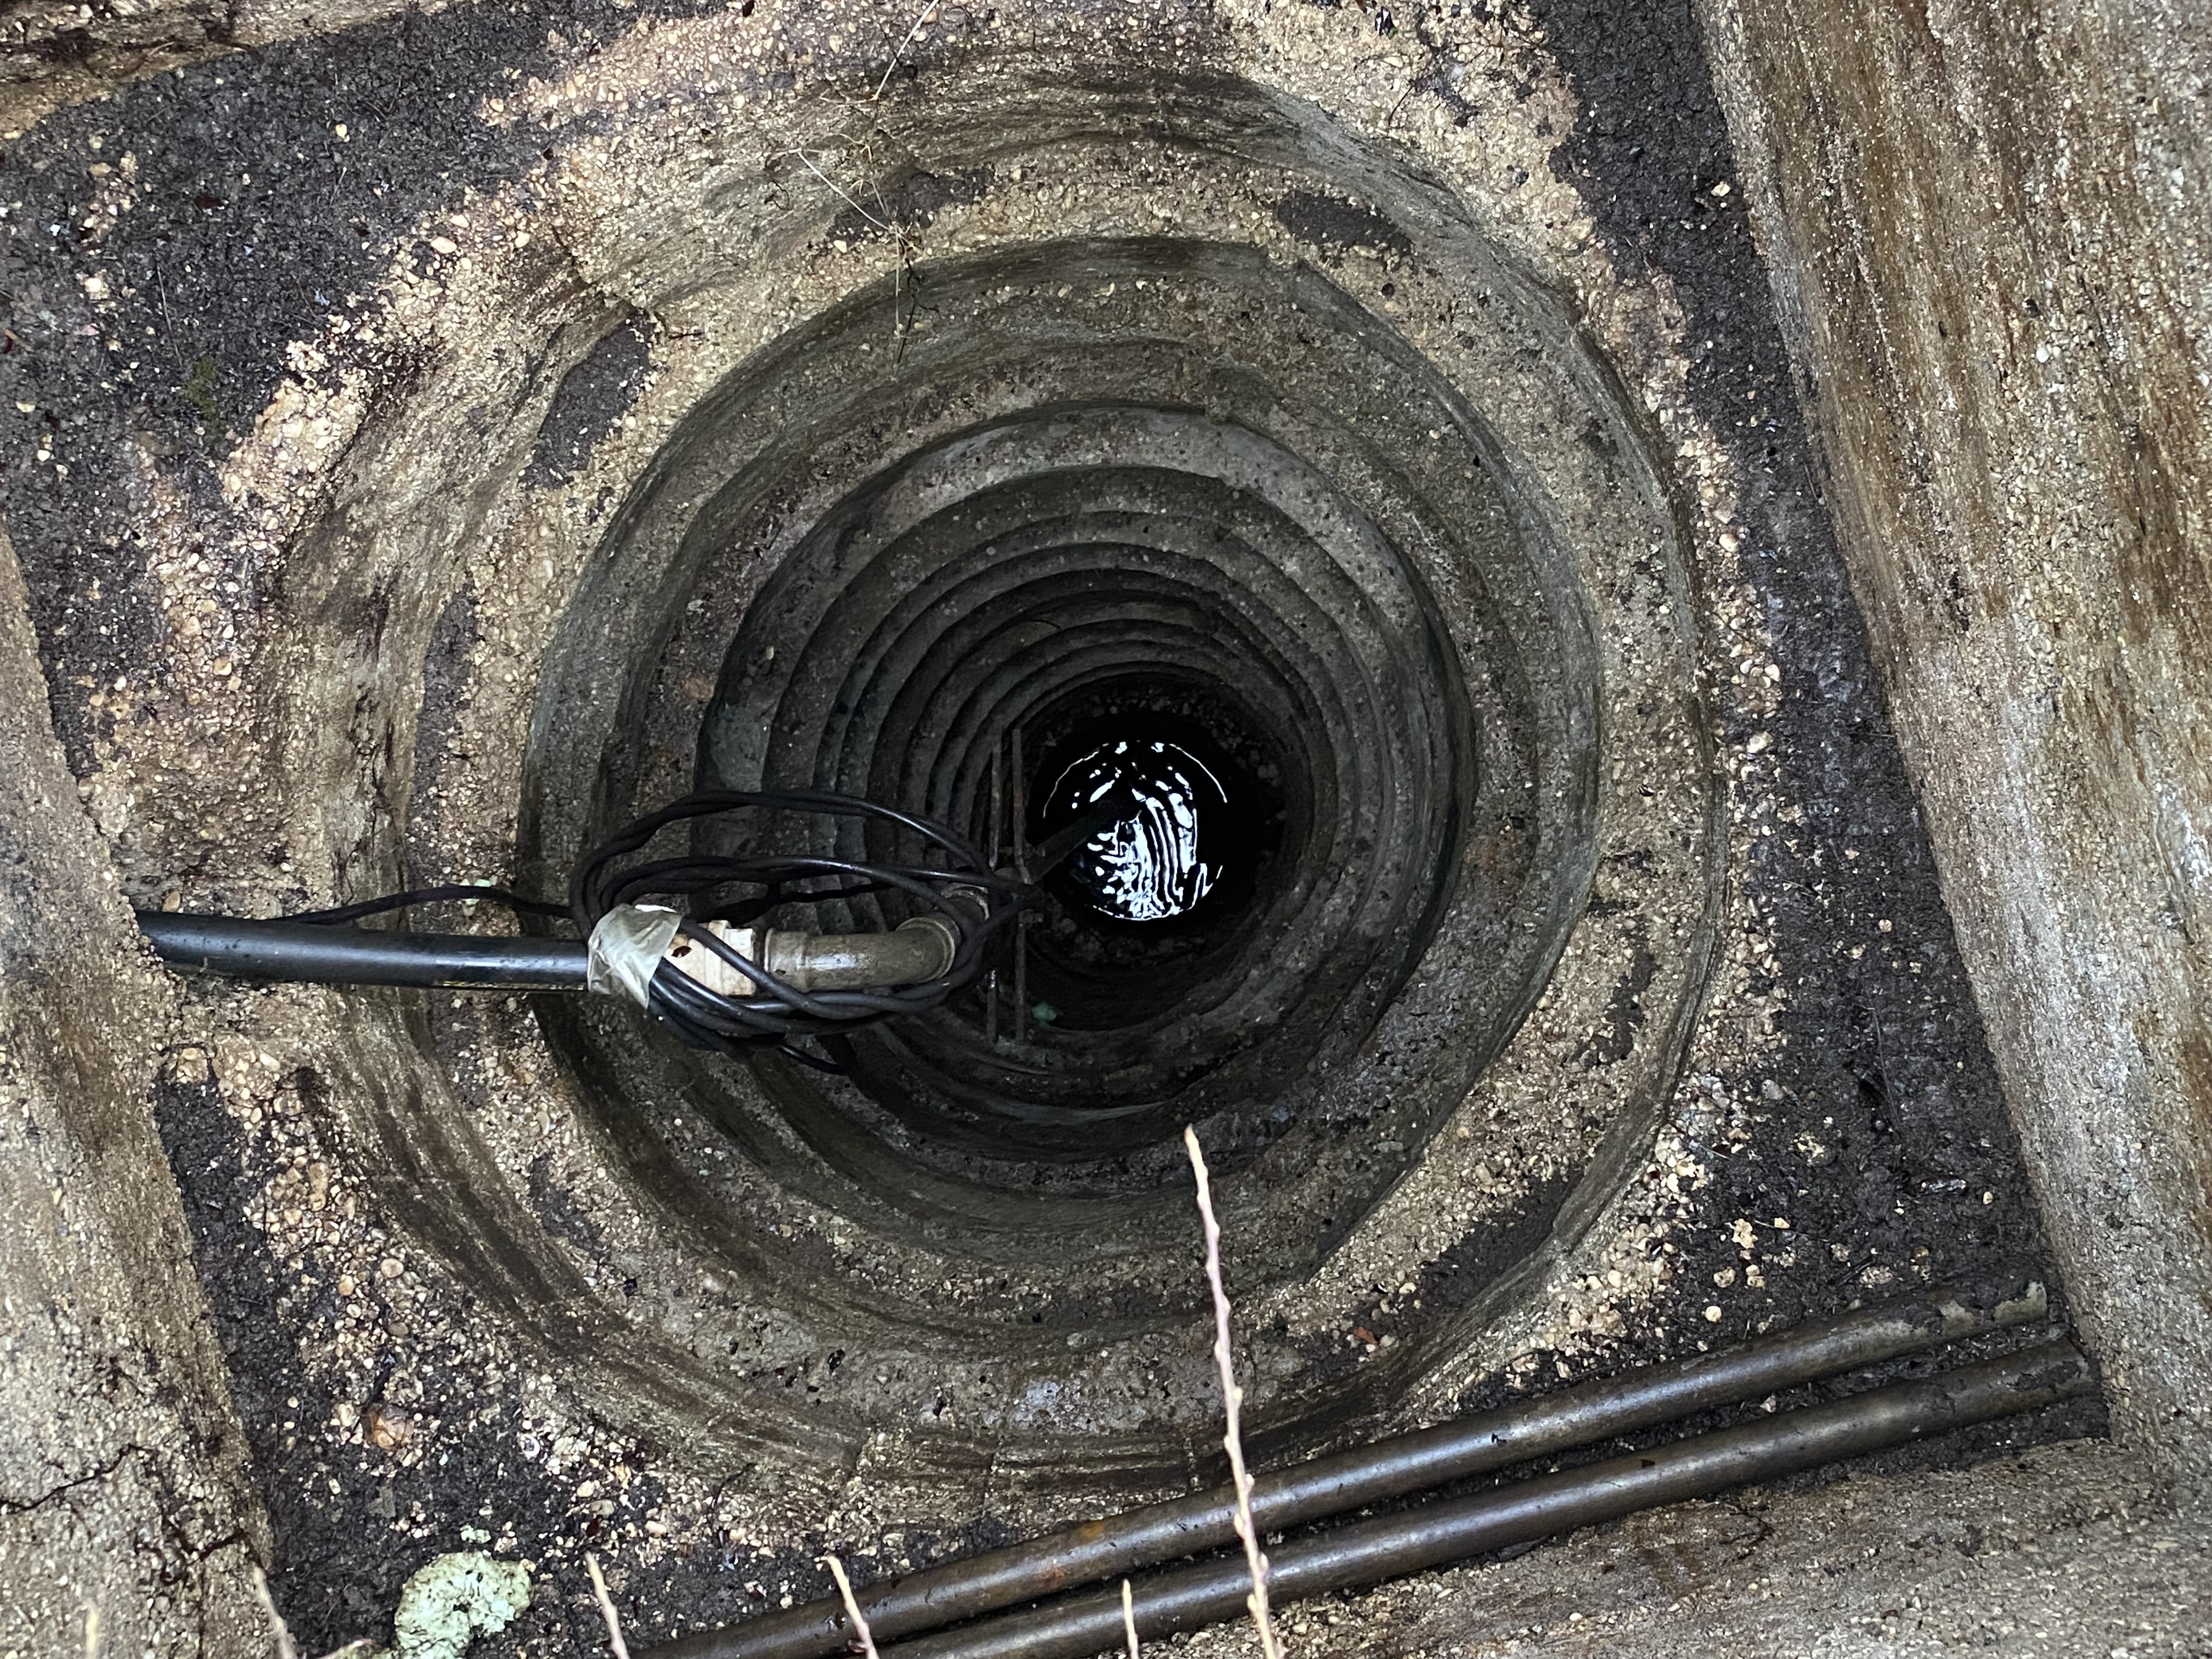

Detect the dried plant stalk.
[
  {"left": 1184, "top": 1125, "right": 1285, "bottom": 1659},
  {"left": 250, "top": 1570, "right": 298, "bottom": 1659},
  {"left": 586, "top": 1553, "right": 633, "bottom": 1659},
  {"left": 822, "top": 1553, "right": 883, "bottom": 1659}
]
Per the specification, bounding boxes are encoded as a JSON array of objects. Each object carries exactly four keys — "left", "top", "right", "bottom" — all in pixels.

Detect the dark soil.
[
  {"left": 0, "top": 0, "right": 730, "bottom": 778},
  {"left": 1522, "top": 0, "right": 2084, "bottom": 1370}
]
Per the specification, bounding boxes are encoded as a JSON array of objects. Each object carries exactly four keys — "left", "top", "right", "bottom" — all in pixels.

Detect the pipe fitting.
[{"left": 664, "top": 915, "right": 961, "bottom": 996}]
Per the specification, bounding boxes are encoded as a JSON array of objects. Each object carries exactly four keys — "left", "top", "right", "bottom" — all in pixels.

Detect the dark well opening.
[
  {"left": 1016, "top": 675, "right": 1291, "bottom": 1032},
  {"left": 696, "top": 413, "right": 1471, "bottom": 1170}
]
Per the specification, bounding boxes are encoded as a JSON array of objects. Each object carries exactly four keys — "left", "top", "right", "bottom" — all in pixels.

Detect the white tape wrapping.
[{"left": 586, "top": 902, "right": 683, "bottom": 1007}]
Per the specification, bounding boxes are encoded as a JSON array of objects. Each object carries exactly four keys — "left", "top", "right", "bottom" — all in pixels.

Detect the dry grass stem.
[
  {"left": 251, "top": 1568, "right": 298, "bottom": 1659},
  {"left": 784, "top": 145, "right": 899, "bottom": 239},
  {"left": 822, "top": 1553, "right": 882, "bottom": 1659},
  {"left": 873, "top": 2, "right": 942, "bottom": 102},
  {"left": 776, "top": 137, "right": 923, "bottom": 351},
  {"left": 1121, "top": 1578, "right": 1141, "bottom": 1659},
  {"left": 586, "top": 1554, "right": 633, "bottom": 1659},
  {"left": 1183, "top": 1125, "right": 1285, "bottom": 1659}
]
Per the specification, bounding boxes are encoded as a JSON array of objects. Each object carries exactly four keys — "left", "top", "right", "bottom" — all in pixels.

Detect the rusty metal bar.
[
  {"left": 644, "top": 1280, "right": 2050, "bottom": 1659},
  {"left": 881, "top": 1339, "right": 2092, "bottom": 1659}
]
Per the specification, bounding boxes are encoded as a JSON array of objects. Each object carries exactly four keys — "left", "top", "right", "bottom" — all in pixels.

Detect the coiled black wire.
[
  {"left": 568, "top": 789, "right": 1028, "bottom": 1069},
  {"left": 287, "top": 789, "right": 1030, "bottom": 1070}
]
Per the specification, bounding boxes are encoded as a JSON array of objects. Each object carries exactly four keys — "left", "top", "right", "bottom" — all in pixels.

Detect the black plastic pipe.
[
  {"left": 135, "top": 912, "right": 591, "bottom": 991},
  {"left": 646, "top": 1280, "right": 2047, "bottom": 1659},
  {"left": 135, "top": 911, "right": 981, "bottom": 996},
  {"left": 880, "top": 1340, "right": 2092, "bottom": 1659}
]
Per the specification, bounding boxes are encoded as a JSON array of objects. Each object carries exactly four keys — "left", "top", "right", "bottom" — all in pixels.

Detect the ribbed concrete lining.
[
  {"left": 532, "top": 235, "right": 1591, "bottom": 1304},
  {"left": 714, "top": 410, "right": 1470, "bottom": 1142},
  {"left": 90, "top": 59, "right": 1716, "bottom": 1481},
  {"left": 10, "top": 0, "right": 2191, "bottom": 1640}
]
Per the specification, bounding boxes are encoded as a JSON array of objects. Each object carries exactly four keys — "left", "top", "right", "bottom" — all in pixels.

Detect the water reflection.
[{"left": 1050, "top": 740, "right": 1226, "bottom": 921}]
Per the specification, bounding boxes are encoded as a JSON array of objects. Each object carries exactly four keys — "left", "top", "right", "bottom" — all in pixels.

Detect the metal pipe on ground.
[
  {"left": 645, "top": 1280, "right": 2050, "bottom": 1659},
  {"left": 883, "top": 1340, "right": 2094, "bottom": 1659}
]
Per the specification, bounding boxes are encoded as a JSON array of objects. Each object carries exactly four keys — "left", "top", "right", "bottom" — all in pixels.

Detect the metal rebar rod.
[
  {"left": 642, "top": 1280, "right": 2047, "bottom": 1659},
  {"left": 136, "top": 912, "right": 590, "bottom": 990},
  {"left": 883, "top": 1339, "right": 2092, "bottom": 1659},
  {"left": 1011, "top": 725, "right": 1029, "bottom": 1045},
  {"left": 986, "top": 742, "right": 1003, "bottom": 1046}
]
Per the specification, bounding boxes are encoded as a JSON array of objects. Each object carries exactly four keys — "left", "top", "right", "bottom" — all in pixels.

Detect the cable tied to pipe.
[
  {"left": 566, "top": 789, "right": 1028, "bottom": 1069},
  {"left": 585, "top": 904, "right": 684, "bottom": 1007},
  {"left": 145, "top": 786, "right": 1142, "bottom": 1069},
  {"left": 270, "top": 789, "right": 1029, "bottom": 1071}
]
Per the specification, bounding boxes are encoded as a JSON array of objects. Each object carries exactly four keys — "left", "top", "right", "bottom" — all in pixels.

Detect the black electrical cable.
[
  {"left": 286, "top": 882, "right": 572, "bottom": 926},
  {"left": 565, "top": 789, "right": 1029, "bottom": 1067},
  {"left": 137, "top": 788, "right": 1097, "bottom": 1069}
]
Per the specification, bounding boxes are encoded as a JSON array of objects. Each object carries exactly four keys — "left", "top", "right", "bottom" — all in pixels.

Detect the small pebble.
[{"left": 365, "top": 1404, "right": 413, "bottom": 1449}]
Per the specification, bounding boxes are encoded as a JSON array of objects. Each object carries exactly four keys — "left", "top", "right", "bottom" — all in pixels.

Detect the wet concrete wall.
[{"left": 1700, "top": 0, "right": 2212, "bottom": 1486}]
